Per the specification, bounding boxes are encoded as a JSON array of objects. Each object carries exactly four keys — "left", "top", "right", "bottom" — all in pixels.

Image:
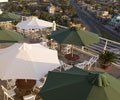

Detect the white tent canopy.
[
  {"left": 0, "top": 43, "right": 60, "bottom": 80},
  {"left": 16, "top": 17, "right": 53, "bottom": 29},
  {"left": 0, "top": 0, "right": 8, "bottom": 2}
]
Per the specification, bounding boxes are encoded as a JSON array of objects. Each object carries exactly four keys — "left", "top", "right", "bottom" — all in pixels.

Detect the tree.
[
  {"left": 21, "top": 6, "right": 28, "bottom": 15},
  {"left": 53, "top": 1, "right": 59, "bottom": 6},
  {"left": 65, "top": 0, "right": 70, "bottom": 6},
  {"left": 70, "top": 6, "right": 76, "bottom": 15},
  {"left": 34, "top": 10, "right": 40, "bottom": 17},
  {"left": 60, "top": 0, "right": 70, "bottom": 6},
  {"left": 39, "top": 11, "right": 53, "bottom": 21},
  {"left": 18, "top": 0, "right": 23, "bottom": 4},
  {"left": 8, "top": 3, "right": 17, "bottom": 12},
  {"left": 106, "top": 6, "right": 112, "bottom": 14},
  {"left": 71, "top": 18, "right": 77, "bottom": 24},
  {"left": 71, "top": 14, "right": 78, "bottom": 18}
]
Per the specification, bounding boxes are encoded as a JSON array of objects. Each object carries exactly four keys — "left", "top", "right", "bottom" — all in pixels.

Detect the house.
[
  {"left": 0, "top": 22, "right": 13, "bottom": 29},
  {"left": 102, "top": 11, "right": 109, "bottom": 17},
  {"left": 56, "top": 6, "right": 63, "bottom": 14},
  {"left": 0, "top": 9, "right": 13, "bottom": 29},
  {"left": 28, "top": 2, "right": 38, "bottom": 5},
  {"left": 48, "top": 4, "right": 56, "bottom": 15},
  {"left": 110, "top": 14, "right": 120, "bottom": 27},
  {"left": 71, "top": 23, "right": 86, "bottom": 30}
]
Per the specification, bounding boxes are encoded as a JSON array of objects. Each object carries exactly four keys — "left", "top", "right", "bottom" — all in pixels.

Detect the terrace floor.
[
  {"left": 0, "top": 38, "right": 120, "bottom": 100},
  {"left": 0, "top": 51, "right": 120, "bottom": 100},
  {"left": 58, "top": 49, "right": 120, "bottom": 79}
]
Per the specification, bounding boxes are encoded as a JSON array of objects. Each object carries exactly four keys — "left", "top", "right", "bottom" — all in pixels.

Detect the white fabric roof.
[
  {"left": 0, "top": 0, "right": 8, "bottom": 2},
  {"left": 16, "top": 17, "right": 53, "bottom": 29},
  {"left": 0, "top": 43, "right": 60, "bottom": 80}
]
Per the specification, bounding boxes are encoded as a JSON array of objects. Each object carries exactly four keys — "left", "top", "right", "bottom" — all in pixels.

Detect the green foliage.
[
  {"left": 34, "top": 10, "right": 40, "bottom": 17},
  {"left": 71, "top": 14, "right": 78, "bottom": 18},
  {"left": 11, "top": 21, "right": 19, "bottom": 25},
  {"left": 8, "top": 3, "right": 18, "bottom": 12},
  {"left": 106, "top": 6, "right": 112, "bottom": 14},
  {"left": 53, "top": 1, "right": 59, "bottom": 6},
  {"left": 71, "top": 18, "right": 77, "bottom": 24},
  {"left": 39, "top": 11, "right": 54, "bottom": 21},
  {"left": 5, "top": 0, "right": 77, "bottom": 27},
  {"left": 99, "top": 51, "right": 117, "bottom": 65},
  {"left": 69, "top": 6, "right": 76, "bottom": 15},
  {"left": 18, "top": 0, "right": 23, "bottom": 4},
  {"left": 46, "top": 35, "right": 51, "bottom": 40},
  {"left": 60, "top": 0, "right": 70, "bottom": 6},
  {"left": 62, "top": 5, "right": 76, "bottom": 15}
]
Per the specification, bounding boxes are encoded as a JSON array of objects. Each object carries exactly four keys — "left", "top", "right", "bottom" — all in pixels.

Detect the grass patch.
[{"left": 96, "top": 26, "right": 120, "bottom": 42}]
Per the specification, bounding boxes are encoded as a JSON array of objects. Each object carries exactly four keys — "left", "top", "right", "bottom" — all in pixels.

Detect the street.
[
  {"left": 70, "top": 0, "right": 120, "bottom": 40},
  {"left": 76, "top": 8, "right": 100, "bottom": 35}
]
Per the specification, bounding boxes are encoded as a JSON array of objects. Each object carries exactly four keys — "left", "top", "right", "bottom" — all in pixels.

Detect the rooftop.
[{"left": 0, "top": 18, "right": 120, "bottom": 100}]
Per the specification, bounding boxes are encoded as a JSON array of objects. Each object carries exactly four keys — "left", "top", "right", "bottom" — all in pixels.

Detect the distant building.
[
  {"left": 71, "top": 23, "right": 86, "bottom": 30},
  {"left": 110, "top": 14, "right": 120, "bottom": 27},
  {"left": 102, "top": 11, "right": 109, "bottom": 17},
  {"left": 0, "top": 8, "right": 13, "bottom": 29},
  {"left": 56, "top": 6, "right": 63, "bottom": 14},
  {"left": 28, "top": 2, "right": 37, "bottom": 5},
  {"left": 0, "top": 22, "right": 13, "bottom": 29},
  {"left": 110, "top": 0, "right": 119, "bottom": 2},
  {"left": 99, "top": 0, "right": 119, "bottom": 2},
  {"left": 48, "top": 4, "right": 56, "bottom": 15}
]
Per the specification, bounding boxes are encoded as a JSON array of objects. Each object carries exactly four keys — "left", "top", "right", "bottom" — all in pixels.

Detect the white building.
[
  {"left": 48, "top": 4, "right": 56, "bottom": 15},
  {"left": 110, "top": 14, "right": 120, "bottom": 27},
  {"left": 102, "top": 11, "right": 109, "bottom": 17}
]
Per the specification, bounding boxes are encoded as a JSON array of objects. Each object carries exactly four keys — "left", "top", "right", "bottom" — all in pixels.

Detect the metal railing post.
[{"left": 103, "top": 40, "right": 108, "bottom": 52}]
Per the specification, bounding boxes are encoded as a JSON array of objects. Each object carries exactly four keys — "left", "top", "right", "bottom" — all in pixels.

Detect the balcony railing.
[{"left": 57, "top": 24, "right": 120, "bottom": 68}]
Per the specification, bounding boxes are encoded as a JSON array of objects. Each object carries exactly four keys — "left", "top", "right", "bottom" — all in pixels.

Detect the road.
[
  {"left": 76, "top": 9, "right": 100, "bottom": 35},
  {"left": 70, "top": 0, "right": 120, "bottom": 40}
]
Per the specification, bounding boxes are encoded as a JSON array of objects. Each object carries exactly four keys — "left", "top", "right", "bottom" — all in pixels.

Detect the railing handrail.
[
  {"left": 56, "top": 25, "right": 120, "bottom": 67},
  {"left": 57, "top": 25, "right": 120, "bottom": 45},
  {"left": 56, "top": 24, "right": 68, "bottom": 29},
  {"left": 99, "top": 37, "right": 120, "bottom": 45}
]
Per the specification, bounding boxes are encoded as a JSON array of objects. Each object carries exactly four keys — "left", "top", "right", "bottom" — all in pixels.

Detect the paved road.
[
  {"left": 70, "top": 0, "right": 120, "bottom": 40},
  {"left": 70, "top": 0, "right": 99, "bottom": 33},
  {"left": 76, "top": 9, "right": 100, "bottom": 35}
]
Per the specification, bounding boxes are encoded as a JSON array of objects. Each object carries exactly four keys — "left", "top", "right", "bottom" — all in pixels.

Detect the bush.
[{"left": 99, "top": 51, "right": 117, "bottom": 65}]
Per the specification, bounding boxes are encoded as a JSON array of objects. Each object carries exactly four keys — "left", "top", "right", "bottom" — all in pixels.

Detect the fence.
[{"left": 57, "top": 24, "right": 120, "bottom": 67}]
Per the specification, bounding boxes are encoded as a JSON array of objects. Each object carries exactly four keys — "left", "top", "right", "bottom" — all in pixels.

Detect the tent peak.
[
  {"left": 70, "top": 27, "right": 80, "bottom": 31},
  {"left": 19, "top": 43, "right": 32, "bottom": 51},
  {"left": 89, "top": 73, "right": 110, "bottom": 87},
  {"left": 31, "top": 17, "right": 38, "bottom": 20}
]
